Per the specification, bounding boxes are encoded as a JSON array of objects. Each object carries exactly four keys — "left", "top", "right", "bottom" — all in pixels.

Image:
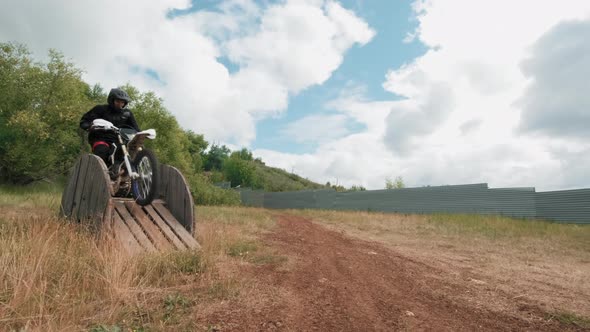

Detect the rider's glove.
[{"left": 90, "top": 119, "right": 115, "bottom": 130}]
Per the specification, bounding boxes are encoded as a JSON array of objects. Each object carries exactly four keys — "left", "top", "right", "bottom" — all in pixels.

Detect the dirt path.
[{"left": 202, "top": 214, "right": 583, "bottom": 331}]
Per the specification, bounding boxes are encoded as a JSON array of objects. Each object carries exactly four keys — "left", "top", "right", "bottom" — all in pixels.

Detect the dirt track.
[{"left": 202, "top": 214, "right": 584, "bottom": 331}]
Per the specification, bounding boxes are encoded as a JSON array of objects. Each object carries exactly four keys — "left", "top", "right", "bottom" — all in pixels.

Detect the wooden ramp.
[
  {"left": 107, "top": 199, "right": 200, "bottom": 254},
  {"left": 61, "top": 154, "right": 199, "bottom": 254}
]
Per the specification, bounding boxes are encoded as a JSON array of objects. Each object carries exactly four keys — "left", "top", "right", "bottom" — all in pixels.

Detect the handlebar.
[{"left": 89, "top": 125, "right": 119, "bottom": 132}]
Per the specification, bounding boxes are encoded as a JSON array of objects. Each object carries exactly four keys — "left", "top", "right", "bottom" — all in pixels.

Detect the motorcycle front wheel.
[{"left": 131, "top": 149, "right": 159, "bottom": 206}]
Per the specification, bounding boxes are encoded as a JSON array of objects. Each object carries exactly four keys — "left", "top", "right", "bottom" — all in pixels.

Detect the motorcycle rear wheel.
[{"left": 131, "top": 149, "right": 159, "bottom": 206}]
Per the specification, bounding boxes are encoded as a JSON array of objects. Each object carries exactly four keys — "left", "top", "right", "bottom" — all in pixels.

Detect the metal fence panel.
[
  {"left": 238, "top": 183, "right": 590, "bottom": 224},
  {"left": 326, "top": 185, "right": 536, "bottom": 218},
  {"left": 239, "top": 189, "right": 264, "bottom": 207},
  {"left": 262, "top": 190, "right": 321, "bottom": 210},
  {"left": 536, "top": 189, "right": 590, "bottom": 223}
]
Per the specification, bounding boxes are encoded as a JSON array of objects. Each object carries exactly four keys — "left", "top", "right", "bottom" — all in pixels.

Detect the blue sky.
[
  {"left": 2, "top": 0, "right": 590, "bottom": 190},
  {"left": 169, "top": 0, "right": 427, "bottom": 153},
  {"left": 253, "top": 0, "right": 427, "bottom": 153}
]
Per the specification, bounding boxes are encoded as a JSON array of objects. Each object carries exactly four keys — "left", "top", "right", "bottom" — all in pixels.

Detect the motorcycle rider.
[{"left": 79, "top": 88, "right": 140, "bottom": 177}]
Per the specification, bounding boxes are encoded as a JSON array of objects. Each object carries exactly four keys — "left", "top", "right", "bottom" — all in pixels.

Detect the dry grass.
[
  {"left": 0, "top": 188, "right": 279, "bottom": 331},
  {"left": 290, "top": 209, "right": 590, "bottom": 318},
  {"left": 0, "top": 207, "right": 204, "bottom": 331},
  {"left": 290, "top": 209, "right": 590, "bottom": 254}
]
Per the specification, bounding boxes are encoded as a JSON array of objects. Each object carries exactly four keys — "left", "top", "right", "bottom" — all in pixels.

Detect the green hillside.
[
  {"left": 201, "top": 147, "right": 327, "bottom": 192},
  {"left": 252, "top": 160, "right": 326, "bottom": 192}
]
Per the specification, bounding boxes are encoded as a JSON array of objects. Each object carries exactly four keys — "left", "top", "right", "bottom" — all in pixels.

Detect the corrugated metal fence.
[{"left": 239, "top": 183, "right": 590, "bottom": 224}]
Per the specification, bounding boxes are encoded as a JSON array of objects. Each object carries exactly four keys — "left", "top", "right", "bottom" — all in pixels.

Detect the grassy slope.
[{"left": 251, "top": 161, "right": 326, "bottom": 192}]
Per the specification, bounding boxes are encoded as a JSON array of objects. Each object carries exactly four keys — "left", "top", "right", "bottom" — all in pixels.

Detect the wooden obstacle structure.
[{"left": 61, "top": 154, "right": 199, "bottom": 254}]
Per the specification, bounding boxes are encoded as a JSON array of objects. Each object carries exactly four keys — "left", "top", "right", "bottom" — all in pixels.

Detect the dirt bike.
[{"left": 90, "top": 119, "right": 159, "bottom": 206}]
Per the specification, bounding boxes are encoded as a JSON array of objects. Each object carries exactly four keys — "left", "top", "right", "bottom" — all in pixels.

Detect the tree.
[
  {"left": 223, "top": 154, "right": 255, "bottom": 188},
  {"left": 0, "top": 43, "right": 93, "bottom": 183},
  {"left": 185, "top": 130, "right": 208, "bottom": 173},
  {"left": 185, "top": 130, "right": 208, "bottom": 155},
  {"left": 85, "top": 83, "right": 106, "bottom": 104},
  {"left": 330, "top": 184, "right": 347, "bottom": 192},
  {"left": 386, "top": 176, "right": 405, "bottom": 189},
  {"left": 232, "top": 148, "right": 253, "bottom": 161},
  {"left": 203, "top": 144, "right": 230, "bottom": 171},
  {"left": 349, "top": 185, "right": 366, "bottom": 191}
]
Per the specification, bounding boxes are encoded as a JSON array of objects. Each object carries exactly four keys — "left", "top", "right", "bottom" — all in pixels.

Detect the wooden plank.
[
  {"left": 160, "top": 165, "right": 195, "bottom": 235},
  {"left": 152, "top": 201, "right": 200, "bottom": 249},
  {"left": 159, "top": 165, "right": 169, "bottom": 199},
  {"left": 78, "top": 156, "right": 112, "bottom": 230},
  {"left": 69, "top": 155, "right": 87, "bottom": 220},
  {"left": 114, "top": 201, "right": 157, "bottom": 252},
  {"left": 182, "top": 168, "right": 194, "bottom": 233},
  {"left": 61, "top": 160, "right": 82, "bottom": 218},
  {"left": 144, "top": 205, "right": 187, "bottom": 250},
  {"left": 157, "top": 165, "right": 163, "bottom": 198},
  {"left": 165, "top": 166, "right": 172, "bottom": 199},
  {"left": 178, "top": 173, "right": 186, "bottom": 229},
  {"left": 183, "top": 189, "right": 189, "bottom": 234},
  {"left": 184, "top": 187, "right": 194, "bottom": 235},
  {"left": 84, "top": 168, "right": 100, "bottom": 225},
  {"left": 170, "top": 168, "right": 188, "bottom": 231},
  {"left": 175, "top": 173, "right": 182, "bottom": 224},
  {"left": 101, "top": 199, "right": 114, "bottom": 235},
  {"left": 112, "top": 211, "right": 144, "bottom": 255},
  {"left": 174, "top": 169, "right": 194, "bottom": 234},
  {"left": 62, "top": 164, "right": 79, "bottom": 217},
  {"left": 71, "top": 155, "right": 91, "bottom": 221},
  {"left": 167, "top": 169, "right": 177, "bottom": 219},
  {"left": 101, "top": 157, "right": 115, "bottom": 197},
  {"left": 77, "top": 159, "right": 97, "bottom": 223},
  {"left": 185, "top": 172, "right": 195, "bottom": 234},
  {"left": 124, "top": 201, "right": 173, "bottom": 251},
  {"left": 90, "top": 157, "right": 113, "bottom": 224},
  {"left": 92, "top": 184, "right": 111, "bottom": 232}
]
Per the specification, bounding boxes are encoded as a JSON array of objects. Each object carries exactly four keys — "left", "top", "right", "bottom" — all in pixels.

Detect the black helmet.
[{"left": 107, "top": 88, "right": 131, "bottom": 107}]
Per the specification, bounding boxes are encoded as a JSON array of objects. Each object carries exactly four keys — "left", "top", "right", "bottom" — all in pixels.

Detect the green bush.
[
  {"left": 0, "top": 43, "right": 94, "bottom": 184},
  {"left": 187, "top": 174, "right": 240, "bottom": 206}
]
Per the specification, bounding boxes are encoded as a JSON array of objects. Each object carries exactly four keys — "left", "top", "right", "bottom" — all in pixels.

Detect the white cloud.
[
  {"left": 383, "top": 62, "right": 455, "bottom": 155},
  {"left": 0, "top": 0, "right": 374, "bottom": 147},
  {"left": 376, "top": 0, "right": 590, "bottom": 190},
  {"left": 258, "top": 0, "right": 590, "bottom": 191},
  {"left": 326, "top": 96, "right": 394, "bottom": 134},
  {"left": 282, "top": 114, "right": 352, "bottom": 144},
  {"left": 517, "top": 19, "right": 590, "bottom": 139},
  {"left": 224, "top": 0, "right": 374, "bottom": 92},
  {"left": 256, "top": 97, "right": 399, "bottom": 189}
]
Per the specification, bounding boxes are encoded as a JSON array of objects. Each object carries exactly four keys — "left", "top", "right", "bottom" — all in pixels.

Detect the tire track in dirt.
[{"left": 204, "top": 214, "right": 583, "bottom": 331}]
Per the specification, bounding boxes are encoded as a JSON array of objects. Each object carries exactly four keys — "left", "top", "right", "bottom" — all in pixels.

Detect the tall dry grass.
[
  {"left": 0, "top": 208, "right": 205, "bottom": 330},
  {"left": 0, "top": 187, "right": 278, "bottom": 331}
]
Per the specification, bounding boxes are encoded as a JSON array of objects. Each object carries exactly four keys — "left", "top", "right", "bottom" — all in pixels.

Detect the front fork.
[{"left": 118, "top": 135, "right": 139, "bottom": 179}]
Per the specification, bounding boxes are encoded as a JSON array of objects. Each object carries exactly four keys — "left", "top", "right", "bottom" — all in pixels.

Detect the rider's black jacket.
[{"left": 80, "top": 104, "right": 140, "bottom": 144}]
